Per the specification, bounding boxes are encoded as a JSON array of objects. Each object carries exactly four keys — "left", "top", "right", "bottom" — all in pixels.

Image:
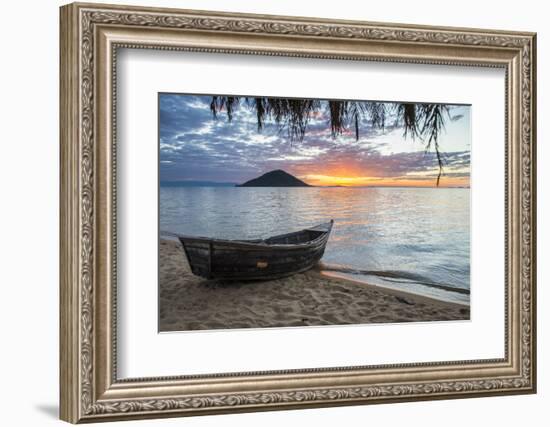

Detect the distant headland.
[
  {"left": 237, "top": 170, "right": 311, "bottom": 187},
  {"left": 160, "top": 180, "right": 237, "bottom": 187}
]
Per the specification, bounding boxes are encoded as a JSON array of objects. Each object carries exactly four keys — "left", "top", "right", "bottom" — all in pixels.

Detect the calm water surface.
[{"left": 160, "top": 187, "right": 470, "bottom": 305}]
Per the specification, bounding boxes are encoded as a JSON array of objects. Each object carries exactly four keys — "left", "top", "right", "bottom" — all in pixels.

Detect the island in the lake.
[{"left": 237, "top": 169, "right": 311, "bottom": 187}]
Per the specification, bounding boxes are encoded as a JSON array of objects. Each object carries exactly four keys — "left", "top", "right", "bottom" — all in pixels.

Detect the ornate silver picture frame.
[{"left": 60, "top": 2, "right": 536, "bottom": 423}]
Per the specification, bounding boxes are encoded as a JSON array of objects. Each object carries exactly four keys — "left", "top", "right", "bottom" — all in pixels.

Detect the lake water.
[{"left": 160, "top": 186, "right": 470, "bottom": 305}]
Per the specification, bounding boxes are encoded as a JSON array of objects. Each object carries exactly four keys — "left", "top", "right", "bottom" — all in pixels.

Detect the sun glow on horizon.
[{"left": 299, "top": 174, "right": 470, "bottom": 188}]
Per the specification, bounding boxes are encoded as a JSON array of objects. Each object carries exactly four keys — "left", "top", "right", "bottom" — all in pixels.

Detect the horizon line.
[{"left": 160, "top": 181, "right": 469, "bottom": 189}]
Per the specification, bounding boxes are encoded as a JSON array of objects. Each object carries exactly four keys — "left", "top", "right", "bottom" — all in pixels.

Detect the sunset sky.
[{"left": 159, "top": 94, "right": 470, "bottom": 187}]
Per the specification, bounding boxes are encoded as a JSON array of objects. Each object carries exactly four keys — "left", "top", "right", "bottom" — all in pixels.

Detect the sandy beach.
[{"left": 159, "top": 238, "right": 470, "bottom": 332}]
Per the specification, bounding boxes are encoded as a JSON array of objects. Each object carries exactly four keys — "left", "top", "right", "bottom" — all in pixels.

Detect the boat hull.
[{"left": 178, "top": 221, "right": 333, "bottom": 281}]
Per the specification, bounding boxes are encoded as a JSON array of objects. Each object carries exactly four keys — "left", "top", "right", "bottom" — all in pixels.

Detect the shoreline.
[
  {"left": 319, "top": 270, "right": 470, "bottom": 310},
  {"left": 159, "top": 239, "right": 470, "bottom": 332}
]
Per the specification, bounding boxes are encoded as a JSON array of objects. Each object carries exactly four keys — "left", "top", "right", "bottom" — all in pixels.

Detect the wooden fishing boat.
[{"left": 176, "top": 220, "right": 333, "bottom": 281}]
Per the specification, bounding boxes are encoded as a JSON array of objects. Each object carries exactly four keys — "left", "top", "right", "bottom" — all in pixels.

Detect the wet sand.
[{"left": 159, "top": 239, "right": 469, "bottom": 332}]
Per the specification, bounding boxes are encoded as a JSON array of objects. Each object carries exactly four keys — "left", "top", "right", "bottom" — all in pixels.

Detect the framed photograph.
[{"left": 60, "top": 2, "right": 536, "bottom": 423}]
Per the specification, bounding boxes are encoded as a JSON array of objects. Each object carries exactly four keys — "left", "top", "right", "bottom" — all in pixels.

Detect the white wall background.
[{"left": 0, "top": 0, "right": 545, "bottom": 426}]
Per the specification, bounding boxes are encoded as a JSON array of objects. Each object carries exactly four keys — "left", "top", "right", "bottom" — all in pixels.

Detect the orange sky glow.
[
  {"left": 287, "top": 159, "right": 470, "bottom": 188},
  {"left": 298, "top": 173, "right": 470, "bottom": 188}
]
